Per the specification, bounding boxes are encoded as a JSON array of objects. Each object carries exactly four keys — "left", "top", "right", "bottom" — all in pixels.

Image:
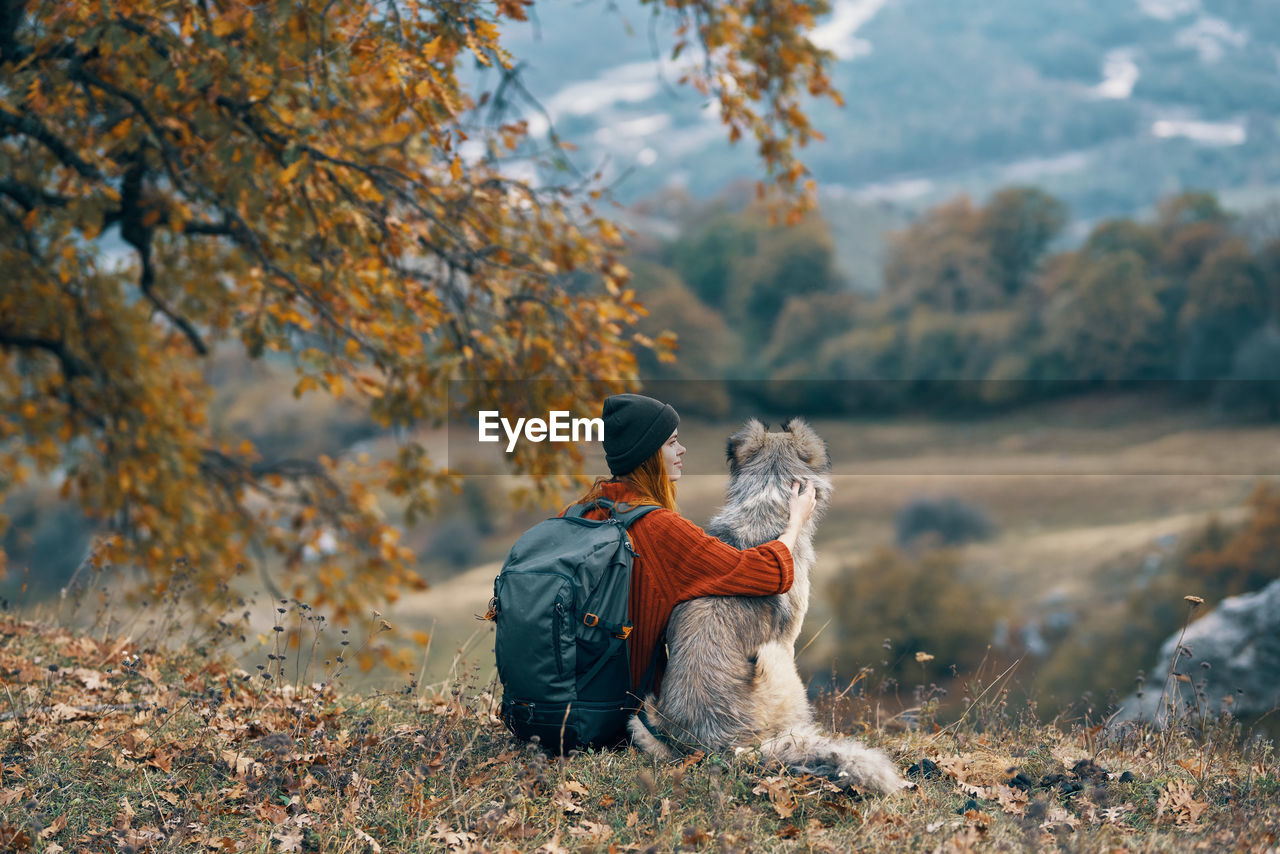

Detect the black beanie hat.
[{"left": 602, "top": 394, "right": 680, "bottom": 476}]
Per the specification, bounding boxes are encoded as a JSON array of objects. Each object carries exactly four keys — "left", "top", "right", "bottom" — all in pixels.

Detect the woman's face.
[{"left": 662, "top": 430, "right": 686, "bottom": 481}]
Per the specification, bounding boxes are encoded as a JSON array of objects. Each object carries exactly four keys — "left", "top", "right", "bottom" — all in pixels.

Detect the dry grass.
[{"left": 1, "top": 607, "right": 1277, "bottom": 853}]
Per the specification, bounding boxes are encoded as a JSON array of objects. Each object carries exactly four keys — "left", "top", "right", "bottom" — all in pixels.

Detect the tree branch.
[
  {"left": 0, "top": 0, "right": 26, "bottom": 65},
  {"left": 0, "top": 178, "right": 69, "bottom": 210},
  {"left": 0, "top": 109, "right": 101, "bottom": 178},
  {"left": 0, "top": 330, "right": 93, "bottom": 378},
  {"left": 119, "top": 156, "right": 209, "bottom": 356}
]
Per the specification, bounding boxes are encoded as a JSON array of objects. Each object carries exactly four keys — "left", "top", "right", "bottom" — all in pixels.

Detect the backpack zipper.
[{"left": 553, "top": 601, "right": 566, "bottom": 678}]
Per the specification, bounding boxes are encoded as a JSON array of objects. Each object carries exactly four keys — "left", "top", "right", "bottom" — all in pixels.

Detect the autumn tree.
[
  {"left": 978, "top": 186, "right": 1068, "bottom": 299},
  {"left": 1040, "top": 251, "right": 1171, "bottom": 382},
  {"left": 882, "top": 197, "right": 1001, "bottom": 315},
  {"left": 0, "top": 0, "right": 839, "bottom": 620},
  {"left": 1179, "top": 238, "right": 1269, "bottom": 381},
  {"left": 627, "top": 260, "right": 735, "bottom": 416}
]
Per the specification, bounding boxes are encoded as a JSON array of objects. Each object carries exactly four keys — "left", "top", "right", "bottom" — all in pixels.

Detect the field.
[{"left": 395, "top": 394, "right": 1280, "bottom": 699}]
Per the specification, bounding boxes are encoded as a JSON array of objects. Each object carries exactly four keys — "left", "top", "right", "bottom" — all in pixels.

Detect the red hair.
[{"left": 575, "top": 446, "right": 677, "bottom": 512}]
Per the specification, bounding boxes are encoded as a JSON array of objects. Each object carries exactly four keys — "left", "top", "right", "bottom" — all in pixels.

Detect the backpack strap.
[
  {"left": 564, "top": 498, "right": 661, "bottom": 692},
  {"left": 564, "top": 496, "right": 661, "bottom": 529}
]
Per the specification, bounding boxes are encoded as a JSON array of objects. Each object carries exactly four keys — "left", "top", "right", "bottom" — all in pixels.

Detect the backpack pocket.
[
  {"left": 501, "top": 697, "right": 631, "bottom": 754},
  {"left": 575, "top": 628, "right": 631, "bottom": 702},
  {"left": 493, "top": 571, "right": 576, "bottom": 702}
]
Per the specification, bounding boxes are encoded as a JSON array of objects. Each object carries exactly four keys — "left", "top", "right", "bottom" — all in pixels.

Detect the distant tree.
[
  {"left": 726, "top": 210, "right": 844, "bottom": 344},
  {"left": 760, "top": 290, "right": 862, "bottom": 374},
  {"left": 979, "top": 187, "right": 1068, "bottom": 299},
  {"left": 668, "top": 214, "right": 758, "bottom": 310},
  {"left": 1179, "top": 239, "right": 1268, "bottom": 382},
  {"left": 0, "top": 0, "right": 837, "bottom": 619},
  {"left": 1188, "top": 483, "right": 1280, "bottom": 597},
  {"left": 901, "top": 308, "right": 1022, "bottom": 392},
  {"left": 883, "top": 197, "right": 1001, "bottom": 314},
  {"left": 810, "top": 324, "right": 907, "bottom": 411},
  {"left": 1079, "top": 219, "right": 1161, "bottom": 267},
  {"left": 628, "top": 261, "right": 734, "bottom": 416},
  {"left": 1155, "top": 191, "right": 1230, "bottom": 236},
  {"left": 754, "top": 290, "right": 862, "bottom": 412},
  {"left": 1042, "top": 251, "right": 1171, "bottom": 382}
]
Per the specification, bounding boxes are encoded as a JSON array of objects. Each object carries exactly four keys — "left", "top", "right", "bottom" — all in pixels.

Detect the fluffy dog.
[{"left": 628, "top": 418, "right": 910, "bottom": 794}]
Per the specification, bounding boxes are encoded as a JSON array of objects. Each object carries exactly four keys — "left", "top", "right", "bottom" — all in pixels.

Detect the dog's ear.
[
  {"left": 726, "top": 419, "right": 768, "bottom": 472},
  {"left": 782, "top": 417, "right": 830, "bottom": 471}
]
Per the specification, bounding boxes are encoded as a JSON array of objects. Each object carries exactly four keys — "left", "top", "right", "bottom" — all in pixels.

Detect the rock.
[
  {"left": 1112, "top": 579, "right": 1280, "bottom": 726},
  {"left": 907, "top": 758, "right": 942, "bottom": 780},
  {"left": 1006, "top": 771, "right": 1034, "bottom": 791}
]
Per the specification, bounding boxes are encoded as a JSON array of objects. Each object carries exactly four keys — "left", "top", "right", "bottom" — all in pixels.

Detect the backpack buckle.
[
  {"left": 583, "top": 613, "right": 599, "bottom": 627},
  {"left": 615, "top": 626, "right": 632, "bottom": 640}
]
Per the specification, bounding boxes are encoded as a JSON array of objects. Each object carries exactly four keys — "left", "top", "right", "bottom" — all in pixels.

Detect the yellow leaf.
[
  {"left": 449, "top": 156, "right": 462, "bottom": 182},
  {"left": 280, "top": 158, "right": 304, "bottom": 185}
]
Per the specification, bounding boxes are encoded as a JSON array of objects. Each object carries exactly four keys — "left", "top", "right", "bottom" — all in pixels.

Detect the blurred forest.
[{"left": 629, "top": 185, "right": 1280, "bottom": 418}]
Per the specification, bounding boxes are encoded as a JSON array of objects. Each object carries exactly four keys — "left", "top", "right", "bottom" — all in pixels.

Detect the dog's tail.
[
  {"left": 759, "top": 724, "right": 912, "bottom": 794},
  {"left": 626, "top": 695, "right": 677, "bottom": 761}
]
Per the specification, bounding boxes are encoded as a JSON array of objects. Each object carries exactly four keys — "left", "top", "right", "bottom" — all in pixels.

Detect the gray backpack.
[{"left": 489, "top": 497, "right": 658, "bottom": 753}]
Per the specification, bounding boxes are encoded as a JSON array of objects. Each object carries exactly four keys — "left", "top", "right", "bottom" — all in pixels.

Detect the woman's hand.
[
  {"left": 788, "top": 479, "right": 817, "bottom": 527},
  {"left": 778, "top": 480, "right": 817, "bottom": 554}
]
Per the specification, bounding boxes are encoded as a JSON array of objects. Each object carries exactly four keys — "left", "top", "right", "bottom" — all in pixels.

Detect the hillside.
[
  {"left": 491, "top": 0, "right": 1280, "bottom": 225},
  {"left": 2, "top": 615, "right": 1277, "bottom": 852}
]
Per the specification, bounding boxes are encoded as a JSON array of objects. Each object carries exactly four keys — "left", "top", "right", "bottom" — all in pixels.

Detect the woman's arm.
[
  {"left": 633, "top": 480, "right": 815, "bottom": 600},
  {"left": 776, "top": 479, "right": 817, "bottom": 555}
]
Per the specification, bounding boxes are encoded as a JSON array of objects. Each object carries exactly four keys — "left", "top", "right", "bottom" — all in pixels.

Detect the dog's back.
[{"left": 630, "top": 418, "right": 831, "bottom": 753}]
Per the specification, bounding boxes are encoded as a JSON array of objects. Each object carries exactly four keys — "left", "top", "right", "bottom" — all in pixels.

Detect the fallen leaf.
[
  {"left": 255, "top": 802, "right": 288, "bottom": 824},
  {"left": 991, "top": 783, "right": 1028, "bottom": 817},
  {"left": 1157, "top": 779, "right": 1208, "bottom": 827},
  {"left": 428, "top": 822, "right": 477, "bottom": 851},
  {"left": 535, "top": 833, "right": 569, "bottom": 854},
  {"left": 568, "top": 820, "right": 612, "bottom": 842},
  {"left": 351, "top": 827, "right": 382, "bottom": 852},
  {"left": 552, "top": 780, "right": 588, "bottom": 814},
  {"left": 752, "top": 776, "right": 796, "bottom": 819},
  {"left": 48, "top": 703, "right": 91, "bottom": 722},
  {"left": 272, "top": 827, "right": 304, "bottom": 852},
  {"left": 37, "top": 813, "right": 67, "bottom": 840},
  {"left": 0, "top": 789, "right": 27, "bottom": 806}
]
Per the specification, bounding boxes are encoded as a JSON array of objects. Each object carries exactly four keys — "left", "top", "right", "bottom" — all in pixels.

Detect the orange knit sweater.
[{"left": 574, "top": 481, "right": 794, "bottom": 693}]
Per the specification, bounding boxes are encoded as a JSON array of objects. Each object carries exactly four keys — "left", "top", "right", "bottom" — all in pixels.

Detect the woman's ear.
[{"left": 725, "top": 419, "right": 769, "bottom": 472}]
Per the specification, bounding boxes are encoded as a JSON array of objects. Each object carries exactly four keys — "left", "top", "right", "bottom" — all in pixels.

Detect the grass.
[{"left": 2, "top": 600, "right": 1278, "bottom": 853}]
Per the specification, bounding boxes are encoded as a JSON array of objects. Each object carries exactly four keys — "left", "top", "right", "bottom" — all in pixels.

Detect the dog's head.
[{"left": 725, "top": 417, "right": 832, "bottom": 512}]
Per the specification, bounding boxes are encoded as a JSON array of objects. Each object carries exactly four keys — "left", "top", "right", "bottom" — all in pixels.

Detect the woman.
[{"left": 571, "top": 393, "right": 817, "bottom": 696}]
